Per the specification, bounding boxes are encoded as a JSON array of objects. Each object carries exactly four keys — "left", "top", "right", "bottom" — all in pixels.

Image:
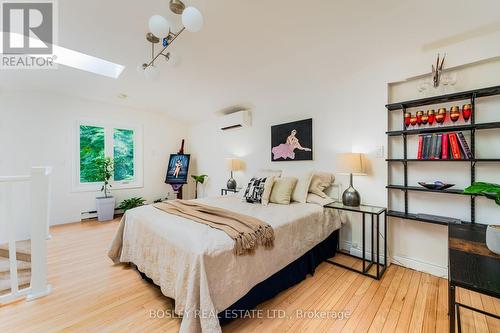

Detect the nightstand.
[
  {"left": 324, "top": 201, "right": 387, "bottom": 280},
  {"left": 221, "top": 188, "right": 240, "bottom": 196}
]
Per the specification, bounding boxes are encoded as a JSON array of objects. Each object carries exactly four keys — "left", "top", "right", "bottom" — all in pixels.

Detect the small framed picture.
[{"left": 165, "top": 154, "right": 191, "bottom": 184}]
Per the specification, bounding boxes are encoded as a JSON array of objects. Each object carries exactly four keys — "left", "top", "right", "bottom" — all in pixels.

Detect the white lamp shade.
[
  {"left": 336, "top": 153, "right": 366, "bottom": 175},
  {"left": 149, "top": 15, "right": 170, "bottom": 38},
  {"left": 167, "top": 51, "right": 181, "bottom": 67},
  {"left": 226, "top": 158, "right": 244, "bottom": 171},
  {"left": 143, "top": 65, "right": 160, "bottom": 80},
  {"left": 182, "top": 7, "right": 203, "bottom": 32},
  {"left": 136, "top": 63, "right": 145, "bottom": 74}
]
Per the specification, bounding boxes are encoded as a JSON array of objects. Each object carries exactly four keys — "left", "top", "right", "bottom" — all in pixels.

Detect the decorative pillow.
[
  {"left": 306, "top": 193, "right": 335, "bottom": 206},
  {"left": 309, "top": 172, "right": 335, "bottom": 198},
  {"left": 261, "top": 176, "right": 275, "bottom": 206},
  {"left": 269, "top": 177, "right": 298, "bottom": 205},
  {"left": 243, "top": 177, "right": 269, "bottom": 203},
  {"left": 282, "top": 171, "right": 313, "bottom": 203}
]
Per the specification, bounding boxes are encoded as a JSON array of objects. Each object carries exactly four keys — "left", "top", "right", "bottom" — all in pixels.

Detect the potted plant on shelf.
[
  {"left": 464, "top": 182, "right": 500, "bottom": 254},
  {"left": 118, "top": 197, "right": 147, "bottom": 212},
  {"left": 191, "top": 174, "right": 208, "bottom": 199},
  {"left": 95, "top": 157, "right": 115, "bottom": 222}
]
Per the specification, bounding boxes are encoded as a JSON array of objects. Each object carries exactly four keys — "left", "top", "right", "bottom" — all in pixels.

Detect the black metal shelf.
[
  {"left": 387, "top": 185, "right": 469, "bottom": 195},
  {"left": 387, "top": 210, "right": 468, "bottom": 226},
  {"left": 386, "top": 121, "right": 500, "bottom": 136},
  {"left": 386, "top": 158, "right": 500, "bottom": 162},
  {"left": 385, "top": 85, "right": 500, "bottom": 225},
  {"left": 386, "top": 85, "right": 500, "bottom": 111}
]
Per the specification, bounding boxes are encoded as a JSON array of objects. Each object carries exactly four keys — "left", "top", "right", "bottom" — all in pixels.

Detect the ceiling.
[{"left": 2, "top": 0, "right": 500, "bottom": 123}]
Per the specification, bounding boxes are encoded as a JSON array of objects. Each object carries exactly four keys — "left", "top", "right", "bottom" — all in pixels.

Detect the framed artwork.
[
  {"left": 165, "top": 154, "right": 191, "bottom": 184},
  {"left": 271, "top": 118, "right": 313, "bottom": 161}
]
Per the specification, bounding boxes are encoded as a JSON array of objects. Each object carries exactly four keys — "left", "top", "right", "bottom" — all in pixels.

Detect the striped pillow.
[{"left": 243, "top": 177, "right": 268, "bottom": 203}]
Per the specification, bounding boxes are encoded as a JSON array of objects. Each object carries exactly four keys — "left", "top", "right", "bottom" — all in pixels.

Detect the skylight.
[{"left": 3, "top": 33, "right": 125, "bottom": 79}]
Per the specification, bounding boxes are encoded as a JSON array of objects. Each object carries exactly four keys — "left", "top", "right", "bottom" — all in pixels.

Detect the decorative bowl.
[{"left": 418, "top": 181, "right": 455, "bottom": 190}]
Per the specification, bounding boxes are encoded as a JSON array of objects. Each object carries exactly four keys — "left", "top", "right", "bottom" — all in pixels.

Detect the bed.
[{"left": 108, "top": 194, "right": 342, "bottom": 333}]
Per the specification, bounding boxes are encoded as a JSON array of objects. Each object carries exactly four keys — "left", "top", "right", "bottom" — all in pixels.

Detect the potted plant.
[
  {"left": 95, "top": 157, "right": 115, "bottom": 222},
  {"left": 191, "top": 174, "right": 208, "bottom": 199},
  {"left": 464, "top": 182, "right": 500, "bottom": 254},
  {"left": 118, "top": 197, "right": 147, "bottom": 212}
]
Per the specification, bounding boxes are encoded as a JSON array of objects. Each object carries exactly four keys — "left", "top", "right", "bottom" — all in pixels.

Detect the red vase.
[
  {"left": 462, "top": 104, "right": 472, "bottom": 122},
  {"left": 427, "top": 109, "right": 435, "bottom": 126}
]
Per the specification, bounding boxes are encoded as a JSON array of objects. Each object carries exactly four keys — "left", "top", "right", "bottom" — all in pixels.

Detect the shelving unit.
[{"left": 386, "top": 84, "right": 500, "bottom": 226}]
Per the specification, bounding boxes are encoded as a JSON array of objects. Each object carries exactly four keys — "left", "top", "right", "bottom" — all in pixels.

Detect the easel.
[{"left": 170, "top": 140, "right": 185, "bottom": 199}]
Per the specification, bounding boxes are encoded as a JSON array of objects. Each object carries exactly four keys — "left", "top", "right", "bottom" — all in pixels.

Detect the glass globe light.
[
  {"left": 182, "top": 7, "right": 203, "bottom": 32},
  {"left": 143, "top": 65, "right": 160, "bottom": 80},
  {"left": 148, "top": 15, "right": 170, "bottom": 38},
  {"left": 136, "top": 63, "right": 146, "bottom": 74},
  {"left": 166, "top": 52, "right": 181, "bottom": 67}
]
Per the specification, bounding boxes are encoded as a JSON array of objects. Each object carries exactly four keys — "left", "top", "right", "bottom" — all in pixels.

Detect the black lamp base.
[{"left": 227, "top": 178, "right": 237, "bottom": 190}]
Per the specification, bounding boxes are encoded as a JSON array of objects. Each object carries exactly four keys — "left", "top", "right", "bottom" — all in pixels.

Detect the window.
[{"left": 75, "top": 122, "right": 142, "bottom": 191}]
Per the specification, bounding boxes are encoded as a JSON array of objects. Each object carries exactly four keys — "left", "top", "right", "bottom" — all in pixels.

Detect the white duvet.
[{"left": 109, "top": 196, "right": 341, "bottom": 333}]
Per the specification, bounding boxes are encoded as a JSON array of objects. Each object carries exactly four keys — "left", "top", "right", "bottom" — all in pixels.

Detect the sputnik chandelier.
[{"left": 138, "top": 0, "right": 204, "bottom": 80}]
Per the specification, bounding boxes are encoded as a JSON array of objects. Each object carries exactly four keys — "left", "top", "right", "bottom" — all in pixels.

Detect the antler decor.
[{"left": 432, "top": 53, "right": 446, "bottom": 88}]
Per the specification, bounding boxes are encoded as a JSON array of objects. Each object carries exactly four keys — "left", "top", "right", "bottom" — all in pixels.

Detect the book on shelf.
[
  {"left": 417, "top": 135, "right": 423, "bottom": 160},
  {"left": 435, "top": 134, "right": 442, "bottom": 160},
  {"left": 442, "top": 133, "right": 449, "bottom": 160},
  {"left": 449, "top": 133, "right": 462, "bottom": 159},
  {"left": 423, "top": 134, "right": 432, "bottom": 159},
  {"left": 457, "top": 132, "right": 473, "bottom": 159}
]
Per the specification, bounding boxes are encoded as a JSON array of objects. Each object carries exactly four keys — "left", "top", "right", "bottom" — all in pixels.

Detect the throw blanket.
[{"left": 153, "top": 200, "right": 274, "bottom": 255}]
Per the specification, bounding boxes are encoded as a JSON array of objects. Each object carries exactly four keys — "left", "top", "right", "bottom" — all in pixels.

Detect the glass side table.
[
  {"left": 221, "top": 188, "right": 240, "bottom": 196},
  {"left": 324, "top": 201, "right": 388, "bottom": 280}
]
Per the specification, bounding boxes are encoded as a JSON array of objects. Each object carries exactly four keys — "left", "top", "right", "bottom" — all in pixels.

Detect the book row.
[{"left": 417, "top": 132, "right": 473, "bottom": 160}]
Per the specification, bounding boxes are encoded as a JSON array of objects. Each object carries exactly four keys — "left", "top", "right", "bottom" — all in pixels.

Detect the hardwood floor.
[{"left": 0, "top": 219, "right": 498, "bottom": 332}]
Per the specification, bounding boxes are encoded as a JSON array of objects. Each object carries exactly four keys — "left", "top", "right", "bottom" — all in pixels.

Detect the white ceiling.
[{"left": 2, "top": 0, "right": 500, "bottom": 123}]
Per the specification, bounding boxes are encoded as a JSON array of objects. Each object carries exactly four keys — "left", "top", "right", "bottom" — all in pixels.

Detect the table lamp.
[
  {"left": 336, "top": 153, "right": 366, "bottom": 206},
  {"left": 226, "top": 158, "right": 243, "bottom": 190}
]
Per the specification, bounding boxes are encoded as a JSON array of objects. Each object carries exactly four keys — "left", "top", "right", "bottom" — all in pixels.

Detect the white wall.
[
  {"left": 0, "top": 91, "right": 187, "bottom": 230},
  {"left": 187, "top": 28, "right": 500, "bottom": 277}
]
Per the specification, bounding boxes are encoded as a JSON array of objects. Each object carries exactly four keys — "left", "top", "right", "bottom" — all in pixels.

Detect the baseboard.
[
  {"left": 391, "top": 254, "right": 448, "bottom": 278},
  {"left": 340, "top": 240, "right": 386, "bottom": 265},
  {"left": 340, "top": 240, "right": 447, "bottom": 278}
]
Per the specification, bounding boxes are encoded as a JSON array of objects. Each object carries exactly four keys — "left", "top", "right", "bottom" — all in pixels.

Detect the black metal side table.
[
  {"left": 324, "top": 201, "right": 387, "bottom": 280},
  {"left": 448, "top": 223, "right": 500, "bottom": 333},
  {"left": 221, "top": 188, "right": 239, "bottom": 196}
]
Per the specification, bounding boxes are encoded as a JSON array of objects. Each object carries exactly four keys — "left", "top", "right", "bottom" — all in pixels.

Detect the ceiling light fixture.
[{"left": 138, "top": 0, "right": 203, "bottom": 80}]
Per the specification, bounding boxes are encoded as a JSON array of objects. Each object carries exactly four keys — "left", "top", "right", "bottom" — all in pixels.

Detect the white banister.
[{"left": 0, "top": 167, "right": 52, "bottom": 304}]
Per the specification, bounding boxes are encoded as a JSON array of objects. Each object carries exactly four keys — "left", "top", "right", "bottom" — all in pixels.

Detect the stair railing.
[{"left": 0, "top": 167, "right": 52, "bottom": 304}]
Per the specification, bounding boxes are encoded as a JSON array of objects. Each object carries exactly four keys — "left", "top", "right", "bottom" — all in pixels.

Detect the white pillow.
[
  {"left": 282, "top": 171, "right": 313, "bottom": 203},
  {"left": 308, "top": 172, "right": 335, "bottom": 198},
  {"left": 306, "top": 193, "right": 335, "bottom": 206}
]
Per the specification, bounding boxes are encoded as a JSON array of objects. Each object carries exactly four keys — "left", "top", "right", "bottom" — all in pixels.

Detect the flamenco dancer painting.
[{"left": 271, "top": 118, "right": 313, "bottom": 161}]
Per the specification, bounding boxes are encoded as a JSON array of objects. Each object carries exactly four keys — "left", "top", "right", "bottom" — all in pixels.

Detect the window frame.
[{"left": 73, "top": 120, "right": 143, "bottom": 193}]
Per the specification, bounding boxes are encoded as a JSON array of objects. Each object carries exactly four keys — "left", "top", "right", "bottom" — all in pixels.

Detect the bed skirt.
[{"left": 137, "top": 229, "right": 339, "bottom": 325}]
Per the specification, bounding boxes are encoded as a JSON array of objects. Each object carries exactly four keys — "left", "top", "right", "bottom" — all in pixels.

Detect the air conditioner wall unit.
[{"left": 220, "top": 110, "right": 251, "bottom": 131}]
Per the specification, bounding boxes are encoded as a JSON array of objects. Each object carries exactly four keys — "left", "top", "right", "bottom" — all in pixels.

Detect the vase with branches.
[{"left": 191, "top": 174, "right": 208, "bottom": 199}]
